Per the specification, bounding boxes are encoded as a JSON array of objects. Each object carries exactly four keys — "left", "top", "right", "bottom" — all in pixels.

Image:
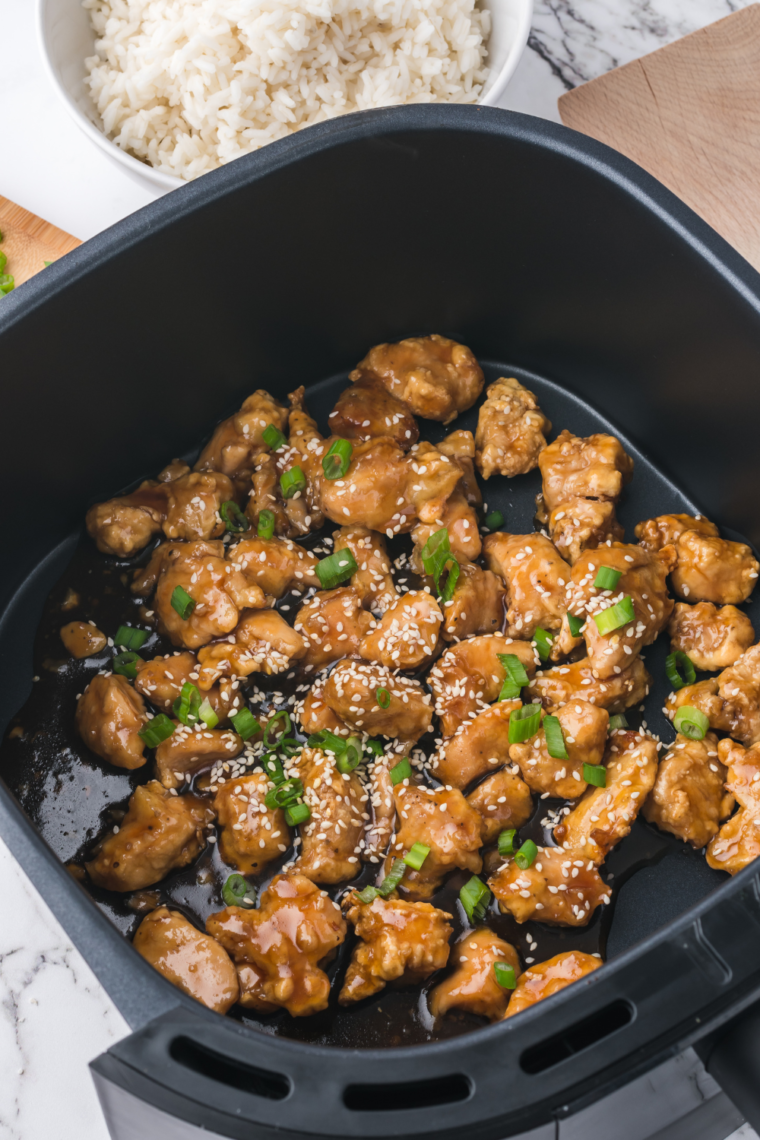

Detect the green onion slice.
[
  {"left": 508, "top": 703, "right": 542, "bottom": 745},
  {"left": 544, "top": 714, "right": 568, "bottom": 760},
  {"left": 316, "top": 549, "right": 358, "bottom": 589},
  {"left": 199, "top": 698, "right": 219, "bottom": 729},
  {"left": 280, "top": 466, "right": 306, "bottom": 499},
  {"left": 403, "top": 842, "right": 430, "bottom": 871},
  {"left": 173, "top": 681, "right": 201, "bottom": 726},
  {"left": 420, "top": 528, "right": 450, "bottom": 575},
  {"left": 261, "top": 753, "right": 285, "bottom": 784},
  {"left": 594, "top": 565, "right": 622, "bottom": 590},
  {"left": 322, "top": 438, "right": 353, "bottom": 480},
  {"left": 285, "top": 802, "right": 311, "bottom": 826},
  {"left": 257, "top": 509, "right": 275, "bottom": 540},
  {"left": 337, "top": 737, "right": 363, "bottom": 774},
  {"left": 376, "top": 687, "right": 391, "bottom": 709},
  {"left": 231, "top": 708, "right": 262, "bottom": 741},
  {"left": 498, "top": 678, "right": 521, "bottom": 702},
  {"left": 115, "top": 625, "right": 148, "bottom": 651},
  {"left": 514, "top": 839, "right": 538, "bottom": 870},
  {"left": 608, "top": 713, "right": 628, "bottom": 732},
  {"left": 594, "top": 596, "right": 635, "bottom": 636},
  {"left": 365, "top": 739, "right": 384, "bottom": 757},
  {"left": 222, "top": 873, "right": 255, "bottom": 908},
  {"left": 263, "top": 423, "right": 287, "bottom": 450},
  {"left": 277, "top": 736, "right": 301, "bottom": 757},
  {"left": 390, "top": 757, "right": 412, "bottom": 785},
  {"left": 494, "top": 962, "right": 517, "bottom": 990},
  {"left": 583, "top": 763, "right": 607, "bottom": 787},
  {"left": 498, "top": 829, "right": 516, "bottom": 857},
  {"left": 356, "top": 885, "right": 380, "bottom": 904},
  {"left": 113, "top": 651, "right": 142, "bottom": 679},
  {"left": 308, "top": 728, "right": 346, "bottom": 754},
  {"left": 533, "top": 628, "right": 554, "bottom": 661},
  {"left": 567, "top": 612, "right": 585, "bottom": 638},
  {"left": 171, "top": 585, "right": 196, "bottom": 621},
  {"left": 264, "top": 777, "right": 304, "bottom": 810},
  {"left": 263, "top": 710, "right": 291, "bottom": 749},
  {"left": 674, "top": 705, "right": 710, "bottom": 740},
  {"left": 220, "top": 501, "right": 249, "bottom": 533},
  {"left": 499, "top": 654, "right": 529, "bottom": 688},
  {"left": 379, "top": 858, "right": 407, "bottom": 897},
  {"left": 666, "top": 650, "right": 696, "bottom": 691},
  {"left": 436, "top": 556, "right": 460, "bottom": 603},
  {"left": 460, "top": 876, "right": 491, "bottom": 924},
  {"left": 138, "top": 713, "right": 175, "bottom": 748},
  {"left": 484, "top": 510, "right": 504, "bottom": 531}
]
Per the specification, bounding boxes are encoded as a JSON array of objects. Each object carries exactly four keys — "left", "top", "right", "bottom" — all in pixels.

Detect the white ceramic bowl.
[{"left": 38, "top": 0, "right": 533, "bottom": 191}]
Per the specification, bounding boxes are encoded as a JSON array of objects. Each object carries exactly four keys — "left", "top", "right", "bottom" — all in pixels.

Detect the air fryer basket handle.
[{"left": 702, "top": 999, "right": 760, "bottom": 1133}]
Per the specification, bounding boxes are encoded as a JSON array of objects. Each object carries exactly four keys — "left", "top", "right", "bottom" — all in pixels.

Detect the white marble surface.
[{"left": 2, "top": 1, "right": 760, "bottom": 1138}]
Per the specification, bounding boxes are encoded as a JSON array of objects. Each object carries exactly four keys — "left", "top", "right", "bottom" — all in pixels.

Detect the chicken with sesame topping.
[
  {"left": 333, "top": 526, "right": 398, "bottom": 614},
  {"left": 483, "top": 532, "right": 570, "bottom": 640},
  {"left": 292, "top": 747, "right": 366, "bottom": 884},
  {"left": 359, "top": 589, "right": 443, "bottom": 670},
  {"left": 322, "top": 660, "right": 433, "bottom": 741},
  {"left": 510, "top": 700, "right": 609, "bottom": 799},
  {"left": 489, "top": 845, "right": 609, "bottom": 926},
  {"left": 439, "top": 560, "right": 506, "bottom": 642},
  {"left": 227, "top": 536, "right": 321, "bottom": 598},
  {"left": 328, "top": 375, "right": 419, "bottom": 450},
  {"left": 294, "top": 587, "right": 375, "bottom": 670},
  {"left": 430, "top": 927, "right": 521, "bottom": 1021},
  {"left": 706, "top": 739, "right": 760, "bottom": 875},
  {"left": 155, "top": 725, "right": 243, "bottom": 790},
  {"left": 643, "top": 732, "right": 733, "bottom": 849},
  {"left": 668, "top": 602, "right": 755, "bottom": 672},
  {"left": 526, "top": 654, "right": 651, "bottom": 715},
  {"left": 339, "top": 893, "right": 453, "bottom": 1004},
  {"left": 435, "top": 700, "right": 519, "bottom": 789},
  {"left": 207, "top": 873, "right": 346, "bottom": 1016},
  {"left": 475, "top": 377, "right": 551, "bottom": 480},
  {"left": 195, "top": 389, "right": 289, "bottom": 497},
  {"left": 134, "top": 907, "right": 240, "bottom": 1014},
  {"left": 635, "top": 512, "right": 719, "bottom": 551},
  {"left": 429, "top": 634, "right": 538, "bottom": 737},
  {"left": 666, "top": 642, "right": 760, "bottom": 747},
  {"left": 363, "top": 753, "right": 398, "bottom": 860},
  {"left": 197, "top": 609, "right": 306, "bottom": 687},
  {"left": 384, "top": 783, "right": 483, "bottom": 899},
  {"left": 297, "top": 682, "right": 351, "bottom": 737},
  {"left": 214, "top": 771, "right": 291, "bottom": 875},
  {"left": 134, "top": 652, "right": 240, "bottom": 723},
  {"left": 278, "top": 387, "right": 327, "bottom": 535},
  {"left": 635, "top": 512, "right": 759, "bottom": 604},
  {"left": 246, "top": 452, "right": 294, "bottom": 537},
  {"left": 466, "top": 767, "right": 533, "bottom": 844},
  {"left": 76, "top": 674, "right": 148, "bottom": 770},
  {"left": 504, "top": 951, "right": 602, "bottom": 1018},
  {"left": 411, "top": 433, "right": 483, "bottom": 567}
]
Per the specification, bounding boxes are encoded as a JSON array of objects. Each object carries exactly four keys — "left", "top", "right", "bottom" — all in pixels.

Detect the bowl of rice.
[{"left": 38, "top": 0, "right": 532, "bottom": 188}]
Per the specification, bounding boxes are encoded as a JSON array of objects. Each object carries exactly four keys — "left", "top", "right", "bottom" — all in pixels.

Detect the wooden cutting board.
[
  {"left": 0, "top": 196, "right": 81, "bottom": 288},
  {"left": 558, "top": 4, "right": 760, "bottom": 272}
]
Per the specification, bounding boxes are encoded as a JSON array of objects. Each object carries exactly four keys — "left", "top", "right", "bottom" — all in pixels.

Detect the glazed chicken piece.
[
  {"left": 430, "top": 927, "right": 521, "bottom": 1021},
  {"left": 435, "top": 701, "right": 518, "bottom": 789},
  {"left": 363, "top": 753, "right": 397, "bottom": 861},
  {"left": 384, "top": 783, "right": 482, "bottom": 899},
  {"left": 134, "top": 652, "right": 239, "bottom": 723},
  {"left": 635, "top": 512, "right": 759, "bottom": 604},
  {"left": 489, "top": 844, "right": 610, "bottom": 926},
  {"left": 483, "top": 532, "right": 570, "bottom": 640},
  {"left": 207, "top": 874, "right": 346, "bottom": 1017},
  {"left": 706, "top": 738, "right": 760, "bottom": 874},
  {"left": 527, "top": 654, "right": 652, "bottom": 715},
  {"left": 635, "top": 512, "right": 719, "bottom": 551},
  {"left": 60, "top": 621, "right": 107, "bottom": 658},
  {"left": 155, "top": 724, "right": 243, "bottom": 789},
  {"left": 643, "top": 732, "right": 733, "bottom": 849},
  {"left": 339, "top": 893, "right": 453, "bottom": 1004},
  {"left": 428, "top": 634, "right": 538, "bottom": 737},
  {"left": 411, "top": 434, "right": 482, "bottom": 567},
  {"left": 162, "top": 471, "right": 234, "bottom": 542},
  {"left": 197, "top": 609, "right": 306, "bottom": 687},
  {"left": 246, "top": 452, "right": 293, "bottom": 537},
  {"left": 322, "top": 660, "right": 433, "bottom": 741},
  {"left": 86, "top": 482, "right": 167, "bottom": 558},
  {"left": 132, "top": 540, "right": 266, "bottom": 651},
  {"left": 359, "top": 589, "right": 442, "bottom": 670},
  {"left": 333, "top": 526, "right": 398, "bottom": 614},
  {"left": 76, "top": 674, "right": 148, "bottom": 770},
  {"left": 538, "top": 430, "right": 634, "bottom": 563},
  {"left": 327, "top": 375, "right": 419, "bottom": 450},
  {"left": 276, "top": 387, "right": 326, "bottom": 535},
  {"left": 562, "top": 542, "right": 676, "bottom": 679},
  {"left": 666, "top": 642, "right": 760, "bottom": 746},
  {"left": 668, "top": 602, "right": 755, "bottom": 672},
  {"left": 297, "top": 682, "right": 351, "bottom": 737},
  {"left": 350, "top": 334, "right": 484, "bottom": 424},
  {"left": 475, "top": 377, "right": 551, "bottom": 480},
  {"left": 227, "top": 536, "right": 320, "bottom": 598},
  {"left": 195, "top": 389, "right": 289, "bottom": 495},
  {"left": 292, "top": 747, "right": 365, "bottom": 884},
  {"left": 510, "top": 700, "right": 609, "bottom": 799},
  {"left": 133, "top": 907, "right": 239, "bottom": 1014},
  {"left": 504, "top": 951, "right": 602, "bottom": 1018},
  {"left": 214, "top": 771, "right": 290, "bottom": 874},
  {"left": 86, "top": 781, "right": 212, "bottom": 891},
  {"left": 466, "top": 768, "right": 533, "bottom": 844},
  {"left": 554, "top": 731, "right": 658, "bottom": 863},
  {"left": 293, "top": 587, "right": 374, "bottom": 670},
  {"left": 440, "top": 561, "right": 506, "bottom": 643}
]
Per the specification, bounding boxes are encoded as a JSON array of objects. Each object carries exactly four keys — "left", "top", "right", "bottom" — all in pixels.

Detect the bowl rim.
[{"left": 35, "top": 0, "right": 533, "bottom": 192}]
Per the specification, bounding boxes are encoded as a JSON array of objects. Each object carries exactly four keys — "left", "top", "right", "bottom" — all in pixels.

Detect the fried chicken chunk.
[
  {"left": 430, "top": 927, "right": 521, "bottom": 1021},
  {"left": 339, "top": 894, "right": 452, "bottom": 1004},
  {"left": 86, "top": 483, "right": 167, "bottom": 558},
  {"left": 411, "top": 435, "right": 482, "bottom": 566},
  {"left": 384, "top": 783, "right": 482, "bottom": 899},
  {"left": 359, "top": 590, "right": 442, "bottom": 670},
  {"left": 527, "top": 655, "right": 651, "bottom": 715},
  {"left": 195, "top": 389, "right": 289, "bottom": 495},
  {"left": 333, "top": 526, "right": 397, "bottom": 614},
  {"left": 277, "top": 387, "right": 326, "bottom": 535},
  {"left": 643, "top": 732, "right": 733, "bottom": 849},
  {"left": 635, "top": 513, "right": 759, "bottom": 604},
  {"left": 322, "top": 661, "right": 433, "bottom": 741},
  {"left": 435, "top": 700, "right": 519, "bottom": 789},
  {"left": 668, "top": 602, "right": 755, "bottom": 672},
  {"left": 350, "top": 334, "right": 484, "bottom": 424},
  {"left": 428, "top": 634, "right": 538, "bottom": 737},
  {"left": 214, "top": 771, "right": 290, "bottom": 875},
  {"left": 554, "top": 731, "right": 658, "bottom": 863},
  {"left": 466, "top": 768, "right": 533, "bottom": 844},
  {"left": 475, "top": 377, "right": 551, "bottom": 479},
  {"left": 363, "top": 754, "right": 398, "bottom": 861},
  {"left": 296, "top": 681, "right": 350, "bottom": 737},
  {"left": 483, "top": 532, "right": 570, "bottom": 639},
  {"left": 134, "top": 652, "right": 239, "bottom": 722},
  {"left": 292, "top": 748, "right": 365, "bottom": 884},
  {"left": 294, "top": 587, "right": 374, "bottom": 670},
  {"left": 60, "top": 620, "right": 107, "bottom": 658},
  {"left": 510, "top": 700, "right": 609, "bottom": 799},
  {"left": 666, "top": 643, "right": 760, "bottom": 746},
  {"left": 489, "top": 845, "right": 609, "bottom": 926},
  {"left": 207, "top": 874, "right": 346, "bottom": 1017},
  {"left": 246, "top": 452, "right": 293, "bottom": 538},
  {"left": 86, "top": 781, "right": 212, "bottom": 891},
  {"left": 76, "top": 674, "right": 148, "bottom": 770},
  {"left": 197, "top": 609, "right": 306, "bottom": 687},
  {"left": 155, "top": 724, "right": 243, "bottom": 789},
  {"left": 133, "top": 907, "right": 239, "bottom": 1014},
  {"left": 227, "top": 536, "right": 320, "bottom": 598},
  {"left": 635, "top": 512, "right": 719, "bottom": 551},
  {"left": 706, "top": 739, "right": 760, "bottom": 875},
  {"left": 504, "top": 951, "right": 602, "bottom": 1018},
  {"left": 440, "top": 560, "right": 505, "bottom": 643},
  {"left": 328, "top": 375, "right": 419, "bottom": 450}
]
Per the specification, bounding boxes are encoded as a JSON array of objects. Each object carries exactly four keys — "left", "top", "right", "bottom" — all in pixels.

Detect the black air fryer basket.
[{"left": 2, "top": 106, "right": 760, "bottom": 1139}]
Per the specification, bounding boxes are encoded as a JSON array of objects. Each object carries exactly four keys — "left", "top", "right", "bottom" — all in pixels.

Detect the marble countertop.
[{"left": 1, "top": 2, "right": 758, "bottom": 1138}]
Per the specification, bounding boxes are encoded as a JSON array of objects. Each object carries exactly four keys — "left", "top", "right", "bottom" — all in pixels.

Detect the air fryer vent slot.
[
  {"left": 520, "top": 1000, "right": 633, "bottom": 1074},
  {"left": 169, "top": 1037, "right": 291, "bottom": 1100},
  {"left": 344, "top": 1073, "right": 472, "bottom": 1112}
]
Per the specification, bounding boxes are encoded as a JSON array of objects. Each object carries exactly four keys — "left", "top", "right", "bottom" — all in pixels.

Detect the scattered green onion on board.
[
  {"left": 544, "top": 714, "right": 568, "bottom": 760},
  {"left": 171, "top": 585, "right": 196, "bottom": 620},
  {"left": 583, "top": 763, "right": 607, "bottom": 787},
  {"left": 403, "top": 843, "right": 430, "bottom": 871},
  {"left": 514, "top": 840, "right": 538, "bottom": 870},
  {"left": 594, "top": 565, "right": 622, "bottom": 590},
  {"left": 220, "top": 500, "right": 249, "bottom": 533},
  {"left": 263, "top": 423, "right": 287, "bottom": 450},
  {"left": 114, "top": 625, "right": 148, "bottom": 651},
  {"left": 594, "top": 596, "right": 635, "bottom": 636},
  {"left": 673, "top": 705, "right": 710, "bottom": 740},
  {"left": 222, "top": 873, "right": 256, "bottom": 908},
  {"left": 508, "top": 703, "right": 542, "bottom": 744},
  {"left": 460, "top": 876, "right": 491, "bottom": 923},
  {"left": 666, "top": 650, "right": 696, "bottom": 691},
  {"left": 0, "top": 274, "right": 15, "bottom": 297},
  {"left": 494, "top": 962, "right": 517, "bottom": 990},
  {"left": 257, "top": 510, "right": 275, "bottom": 539},
  {"left": 280, "top": 466, "right": 306, "bottom": 499},
  {"left": 316, "top": 549, "right": 358, "bottom": 589},
  {"left": 322, "top": 438, "right": 353, "bottom": 480},
  {"left": 138, "top": 713, "right": 175, "bottom": 748},
  {"left": 231, "top": 708, "right": 262, "bottom": 741},
  {"left": 390, "top": 757, "right": 412, "bottom": 785}
]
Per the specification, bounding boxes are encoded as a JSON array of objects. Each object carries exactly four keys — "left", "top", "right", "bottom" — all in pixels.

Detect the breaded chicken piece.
[
  {"left": 489, "top": 845, "right": 609, "bottom": 926},
  {"left": 430, "top": 927, "right": 521, "bottom": 1020},
  {"left": 668, "top": 602, "right": 755, "bottom": 671},
  {"left": 504, "top": 951, "right": 601, "bottom": 1018},
  {"left": 643, "top": 733, "right": 733, "bottom": 849},
  {"left": 475, "top": 377, "right": 551, "bottom": 479}
]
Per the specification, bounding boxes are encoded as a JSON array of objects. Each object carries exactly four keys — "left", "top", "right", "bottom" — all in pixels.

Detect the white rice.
[{"left": 83, "top": 0, "right": 491, "bottom": 181}]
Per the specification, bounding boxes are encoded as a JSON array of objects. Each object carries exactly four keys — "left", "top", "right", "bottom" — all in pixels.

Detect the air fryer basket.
[{"left": 3, "top": 106, "right": 760, "bottom": 1139}]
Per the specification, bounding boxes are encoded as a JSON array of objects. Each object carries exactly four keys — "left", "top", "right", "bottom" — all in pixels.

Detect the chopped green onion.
[
  {"left": 583, "top": 763, "right": 607, "bottom": 787},
  {"left": 674, "top": 705, "right": 710, "bottom": 740},
  {"left": 508, "top": 703, "right": 542, "bottom": 744},
  {"left": 307, "top": 728, "right": 346, "bottom": 754},
  {"left": 436, "top": 556, "right": 460, "bottom": 603},
  {"left": 356, "top": 885, "right": 380, "bottom": 904},
  {"left": 263, "top": 423, "right": 287, "bottom": 450},
  {"left": 231, "top": 708, "right": 262, "bottom": 741},
  {"left": 171, "top": 585, "right": 196, "bottom": 620},
  {"left": 337, "top": 737, "right": 363, "bottom": 774},
  {"left": 594, "top": 566, "right": 622, "bottom": 590},
  {"left": 403, "top": 842, "right": 430, "bottom": 871},
  {"left": 198, "top": 699, "right": 219, "bottom": 729},
  {"left": 285, "top": 803, "right": 311, "bottom": 826},
  {"left": 322, "top": 438, "right": 353, "bottom": 480},
  {"left": 277, "top": 736, "right": 301, "bottom": 757},
  {"left": 261, "top": 753, "right": 285, "bottom": 784},
  {"left": 460, "top": 876, "right": 491, "bottom": 923},
  {"left": 420, "top": 528, "right": 450, "bottom": 576},
  {"left": 608, "top": 713, "right": 628, "bottom": 732},
  {"left": 316, "top": 549, "right": 358, "bottom": 589},
  {"left": 114, "top": 625, "right": 148, "bottom": 651},
  {"left": 379, "top": 858, "right": 407, "bottom": 896},
  {"left": 280, "top": 466, "right": 306, "bottom": 499},
  {"left": 220, "top": 501, "right": 249, "bottom": 533},
  {"left": 514, "top": 839, "right": 538, "bottom": 870},
  {"left": 173, "top": 681, "right": 201, "bottom": 726},
  {"left": 498, "top": 678, "right": 521, "bottom": 702},
  {"left": 567, "top": 612, "right": 585, "bottom": 638},
  {"left": 113, "top": 651, "right": 142, "bottom": 679},
  {"left": 264, "top": 777, "right": 304, "bottom": 810},
  {"left": 494, "top": 962, "right": 517, "bottom": 990},
  {"left": 138, "top": 713, "right": 175, "bottom": 748},
  {"left": 498, "top": 652, "right": 530, "bottom": 702},
  {"left": 257, "top": 509, "right": 275, "bottom": 539},
  {"left": 594, "top": 596, "right": 635, "bottom": 636},
  {"left": 485, "top": 510, "right": 504, "bottom": 531},
  {"left": 376, "top": 687, "right": 390, "bottom": 709},
  {"left": 544, "top": 715, "right": 568, "bottom": 760},
  {"left": 0, "top": 274, "right": 15, "bottom": 296},
  {"left": 498, "top": 829, "right": 516, "bottom": 857},
  {"left": 222, "top": 874, "right": 256, "bottom": 909},
  {"left": 366, "top": 739, "right": 384, "bottom": 756},
  {"left": 390, "top": 757, "right": 412, "bottom": 785},
  {"left": 666, "top": 650, "right": 696, "bottom": 691},
  {"left": 0, "top": 251, "right": 6, "bottom": 273},
  {"left": 263, "top": 710, "right": 291, "bottom": 749},
  {"left": 533, "top": 628, "right": 554, "bottom": 661}
]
